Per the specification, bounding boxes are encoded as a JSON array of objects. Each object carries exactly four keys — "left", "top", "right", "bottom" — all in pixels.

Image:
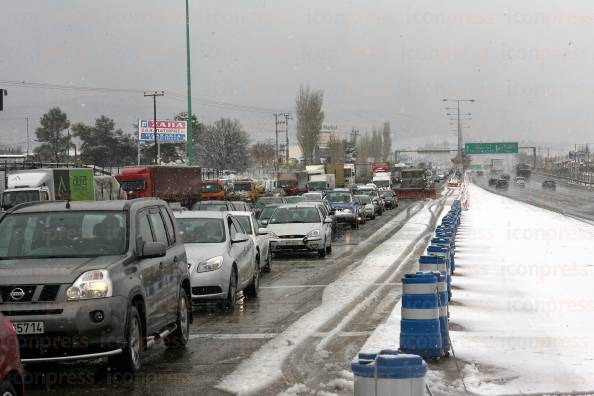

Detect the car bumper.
[
  {"left": 189, "top": 266, "right": 231, "bottom": 302},
  {"left": 2, "top": 296, "right": 128, "bottom": 361},
  {"left": 270, "top": 237, "right": 323, "bottom": 252},
  {"left": 333, "top": 211, "right": 356, "bottom": 223}
]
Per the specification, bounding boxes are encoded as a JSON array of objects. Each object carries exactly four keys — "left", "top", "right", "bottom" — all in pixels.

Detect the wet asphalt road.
[
  {"left": 474, "top": 173, "right": 594, "bottom": 223},
  {"left": 23, "top": 198, "right": 441, "bottom": 396}
]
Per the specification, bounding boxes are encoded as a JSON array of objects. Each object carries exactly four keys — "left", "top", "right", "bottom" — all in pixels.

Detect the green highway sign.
[{"left": 465, "top": 142, "right": 518, "bottom": 154}]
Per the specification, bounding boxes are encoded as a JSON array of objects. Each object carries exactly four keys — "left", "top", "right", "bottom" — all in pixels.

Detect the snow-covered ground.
[
  {"left": 446, "top": 183, "right": 594, "bottom": 394},
  {"left": 360, "top": 183, "right": 594, "bottom": 394}
]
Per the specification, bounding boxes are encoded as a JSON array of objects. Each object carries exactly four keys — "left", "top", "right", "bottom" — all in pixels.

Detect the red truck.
[
  {"left": 116, "top": 166, "right": 202, "bottom": 207},
  {"left": 372, "top": 162, "right": 390, "bottom": 173},
  {"left": 277, "top": 171, "right": 308, "bottom": 196}
]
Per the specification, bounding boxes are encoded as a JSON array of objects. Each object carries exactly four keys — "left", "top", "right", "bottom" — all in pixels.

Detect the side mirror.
[
  {"left": 324, "top": 217, "right": 333, "bottom": 224},
  {"left": 141, "top": 242, "right": 166, "bottom": 258},
  {"left": 258, "top": 228, "right": 269, "bottom": 235},
  {"left": 260, "top": 219, "right": 269, "bottom": 226},
  {"left": 232, "top": 233, "right": 249, "bottom": 244}
]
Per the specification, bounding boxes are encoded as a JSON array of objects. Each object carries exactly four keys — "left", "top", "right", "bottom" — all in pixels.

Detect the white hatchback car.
[
  {"left": 265, "top": 203, "right": 333, "bottom": 258},
  {"left": 174, "top": 211, "right": 259, "bottom": 311}
]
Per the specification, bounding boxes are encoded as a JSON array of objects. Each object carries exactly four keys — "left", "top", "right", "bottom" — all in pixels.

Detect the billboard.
[{"left": 138, "top": 120, "right": 187, "bottom": 142}]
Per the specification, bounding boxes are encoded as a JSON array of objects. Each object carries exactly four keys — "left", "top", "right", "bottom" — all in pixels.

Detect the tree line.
[{"left": 31, "top": 107, "right": 251, "bottom": 171}]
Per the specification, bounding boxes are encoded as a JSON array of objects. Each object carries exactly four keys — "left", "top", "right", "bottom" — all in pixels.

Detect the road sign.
[
  {"left": 138, "top": 120, "right": 187, "bottom": 142},
  {"left": 464, "top": 142, "right": 518, "bottom": 154}
]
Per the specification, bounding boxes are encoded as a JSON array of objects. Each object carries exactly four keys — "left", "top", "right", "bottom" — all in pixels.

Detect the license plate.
[
  {"left": 283, "top": 240, "right": 301, "bottom": 246},
  {"left": 13, "top": 321, "right": 44, "bottom": 334}
]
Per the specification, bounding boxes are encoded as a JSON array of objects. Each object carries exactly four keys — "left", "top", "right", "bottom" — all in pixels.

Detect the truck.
[
  {"left": 94, "top": 175, "right": 127, "bottom": 200},
  {"left": 201, "top": 178, "right": 228, "bottom": 201},
  {"left": 116, "top": 166, "right": 202, "bottom": 207},
  {"left": 393, "top": 168, "right": 436, "bottom": 199},
  {"left": 372, "top": 162, "right": 390, "bottom": 174},
  {"left": 305, "top": 165, "right": 326, "bottom": 177},
  {"left": 516, "top": 163, "right": 532, "bottom": 179},
  {"left": 344, "top": 164, "right": 356, "bottom": 186},
  {"left": 325, "top": 163, "right": 346, "bottom": 188},
  {"left": 372, "top": 172, "right": 392, "bottom": 190},
  {"left": 277, "top": 171, "right": 308, "bottom": 196},
  {"left": 1, "top": 168, "right": 96, "bottom": 211},
  {"left": 307, "top": 174, "right": 336, "bottom": 192}
]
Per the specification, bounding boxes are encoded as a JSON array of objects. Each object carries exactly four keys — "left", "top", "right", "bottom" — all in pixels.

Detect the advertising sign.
[{"left": 138, "top": 120, "right": 187, "bottom": 142}]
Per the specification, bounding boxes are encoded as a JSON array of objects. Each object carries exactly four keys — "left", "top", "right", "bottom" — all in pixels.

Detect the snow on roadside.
[
  {"left": 217, "top": 201, "right": 441, "bottom": 395},
  {"left": 448, "top": 184, "right": 594, "bottom": 394}
]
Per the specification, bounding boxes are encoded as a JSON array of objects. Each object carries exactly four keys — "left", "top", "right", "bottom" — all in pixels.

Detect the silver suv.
[{"left": 0, "top": 199, "right": 192, "bottom": 372}]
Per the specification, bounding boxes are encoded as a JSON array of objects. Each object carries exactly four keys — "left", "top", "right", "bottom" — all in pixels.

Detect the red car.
[{"left": 0, "top": 313, "right": 24, "bottom": 396}]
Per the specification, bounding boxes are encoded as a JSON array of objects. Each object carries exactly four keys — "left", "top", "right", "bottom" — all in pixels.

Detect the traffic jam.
[{"left": 0, "top": 162, "right": 442, "bottom": 395}]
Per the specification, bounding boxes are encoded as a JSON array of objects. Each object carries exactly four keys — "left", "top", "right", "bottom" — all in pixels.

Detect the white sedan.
[
  {"left": 230, "top": 211, "right": 272, "bottom": 273},
  {"left": 264, "top": 203, "right": 333, "bottom": 258}
]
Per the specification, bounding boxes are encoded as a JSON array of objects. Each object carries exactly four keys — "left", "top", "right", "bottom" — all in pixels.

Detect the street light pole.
[
  {"left": 25, "top": 117, "right": 29, "bottom": 159},
  {"left": 443, "top": 98, "right": 475, "bottom": 172},
  {"left": 144, "top": 91, "right": 165, "bottom": 165},
  {"left": 185, "top": 0, "right": 193, "bottom": 165}
]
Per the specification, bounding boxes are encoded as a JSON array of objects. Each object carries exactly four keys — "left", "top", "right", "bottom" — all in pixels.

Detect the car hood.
[
  {"left": 330, "top": 202, "right": 355, "bottom": 210},
  {"left": 185, "top": 243, "right": 228, "bottom": 263},
  {"left": 0, "top": 255, "right": 129, "bottom": 284},
  {"left": 266, "top": 223, "right": 319, "bottom": 236}
]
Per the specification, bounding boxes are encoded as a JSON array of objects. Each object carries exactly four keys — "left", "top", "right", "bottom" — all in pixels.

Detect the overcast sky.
[{"left": 2, "top": 0, "right": 593, "bottom": 153}]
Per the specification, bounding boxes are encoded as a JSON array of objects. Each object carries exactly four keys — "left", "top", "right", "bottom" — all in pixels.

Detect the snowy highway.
[{"left": 22, "top": 191, "right": 451, "bottom": 396}]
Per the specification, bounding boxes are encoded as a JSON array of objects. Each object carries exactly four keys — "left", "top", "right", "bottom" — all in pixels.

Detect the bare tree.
[
  {"left": 251, "top": 142, "right": 276, "bottom": 167},
  {"left": 327, "top": 133, "right": 345, "bottom": 163},
  {"left": 295, "top": 86, "right": 324, "bottom": 165},
  {"left": 381, "top": 121, "right": 392, "bottom": 161},
  {"left": 196, "top": 118, "right": 250, "bottom": 172}
]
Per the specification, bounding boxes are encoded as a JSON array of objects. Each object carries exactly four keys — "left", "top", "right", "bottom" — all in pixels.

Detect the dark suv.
[{"left": 0, "top": 199, "right": 191, "bottom": 372}]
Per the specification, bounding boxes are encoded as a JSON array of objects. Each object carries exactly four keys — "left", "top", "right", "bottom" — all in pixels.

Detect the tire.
[
  {"left": 326, "top": 243, "right": 332, "bottom": 254},
  {"left": 318, "top": 239, "right": 327, "bottom": 258},
  {"left": 245, "top": 260, "right": 260, "bottom": 298},
  {"left": 351, "top": 219, "right": 359, "bottom": 229},
  {"left": 164, "top": 289, "right": 190, "bottom": 349},
  {"left": 0, "top": 380, "right": 18, "bottom": 396},
  {"left": 223, "top": 268, "right": 238, "bottom": 311},
  {"left": 263, "top": 249, "right": 272, "bottom": 273},
  {"left": 109, "top": 305, "right": 143, "bottom": 373}
]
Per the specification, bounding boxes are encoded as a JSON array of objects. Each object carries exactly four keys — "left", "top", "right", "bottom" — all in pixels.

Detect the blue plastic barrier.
[{"left": 400, "top": 272, "right": 443, "bottom": 358}]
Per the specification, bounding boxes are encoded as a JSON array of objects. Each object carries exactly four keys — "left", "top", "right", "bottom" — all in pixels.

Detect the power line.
[{"left": 0, "top": 79, "right": 287, "bottom": 114}]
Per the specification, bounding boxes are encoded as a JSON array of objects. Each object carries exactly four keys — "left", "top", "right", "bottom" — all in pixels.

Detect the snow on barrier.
[
  {"left": 431, "top": 237, "right": 455, "bottom": 273},
  {"left": 399, "top": 272, "right": 443, "bottom": 358},
  {"left": 352, "top": 349, "right": 427, "bottom": 396},
  {"left": 427, "top": 245, "right": 453, "bottom": 295},
  {"left": 435, "top": 272, "right": 450, "bottom": 354}
]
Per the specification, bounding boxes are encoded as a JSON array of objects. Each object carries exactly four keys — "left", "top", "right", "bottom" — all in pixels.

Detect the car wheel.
[
  {"left": 318, "top": 239, "right": 327, "bottom": 258},
  {"left": 109, "top": 305, "right": 143, "bottom": 373},
  {"left": 326, "top": 242, "right": 332, "bottom": 254},
  {"left": 351, "top": 219, "right": 358, "bottom": 229},
  {"left": 263, "top": 249, "right": 272, "bottom": 273},
  {"left": 245, "top": 260, "right": 260, "bottom": 298},
  {"left": 223, "top": 268, "right": 238, "bottom": 311},
  {"left": 164, "top": 289, "right": 191, "bottom": 349}
]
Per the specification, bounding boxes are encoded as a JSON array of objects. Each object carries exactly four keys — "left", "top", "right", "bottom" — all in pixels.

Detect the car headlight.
[
  {"left": 197, "top": 256, "right": 224, "bottom": 273},
  {"left": 343, "top": 208, "right": 352, "bottom": 214},
  {"left": 66, "top": 270, "right": 112, "bottom": 300},
  {"left": 306, "top": 229, "right": 320, "bottom": 238}
]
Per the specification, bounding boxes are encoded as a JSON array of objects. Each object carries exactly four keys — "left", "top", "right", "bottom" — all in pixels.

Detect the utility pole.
[
  {"left": 25, "top": 117, "right": 29, "bottom": 159},
  {"left": 350, "top": 128, "right": 360, "bottom": 145},
  {"left": 443, "top": 98, "right": 475, "bottom": 172},
  {"left": 185, "top": 0, "right": 193, "bottom": 165},
  {"left": 284, "top": 113, "right": 292, "bottom": 164},
  {"left": 273, "top": 112, "right": 283, "bottom": 170},
  {"left": 144, "top": 91, "right": 165, "bottom": 165}
]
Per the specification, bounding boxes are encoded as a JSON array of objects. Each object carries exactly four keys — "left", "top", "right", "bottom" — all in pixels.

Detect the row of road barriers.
[{"left": 352, "top": 199, "right": 463, "bottom": 396}]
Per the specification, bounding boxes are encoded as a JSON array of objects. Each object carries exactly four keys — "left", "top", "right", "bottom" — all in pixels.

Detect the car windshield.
[
  {"left": 356, "top": 195, "right": 372, "bottom": 204},
  {"left": 234, "top": 183, "right": 253, "bottom": 192},
  {"left": 177, "top": 218, "right": 226, "bottom": 243},
  {"left": 255, "top": 197, "right": 284, "bottom": 208},
  {"left": 119, "top": 179, "right": 145, "bottom": 191},
  {"left": 194, "top": 203, "right": 228, "bottom": 211},
  {"left": 285, "top": 196, "right": 305, "bottom": 203},
  {"left": 326, "top": 193, "right": 352, "bottom": 203},
  {"left": 235, "top": 216, "right": 253, "bottom": 235},
  {"left": 259, "top": 206, "right": 279, "bottom": 220},
  {"left": 0, "top": 211, "right": 127, "bottom": 259},
  {"left": 2, "top": 190, "right": 41, "bottom": 210},
  {"left": 202, "top": 183, "right": 222, "bottom": 193},
  {"left": 269, "top": 207, "right": 320, "bottom": 224}
]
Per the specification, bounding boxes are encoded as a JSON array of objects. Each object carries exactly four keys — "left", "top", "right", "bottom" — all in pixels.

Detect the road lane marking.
[{"left": 189, "top": 331, "right": 373, "bottom": 341}]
